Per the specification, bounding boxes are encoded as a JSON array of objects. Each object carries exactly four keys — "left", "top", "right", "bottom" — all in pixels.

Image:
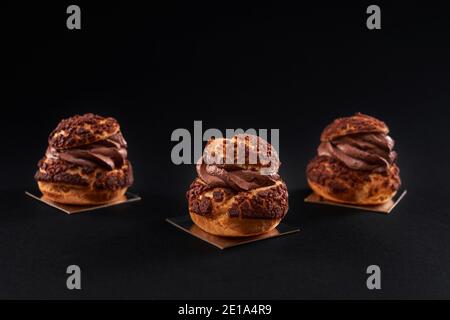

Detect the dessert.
[
  {"left": 35, "top": 113, "right": 133, "bottom": 205},
  {"left": 307, "top": 113, "right": 401, "bottom": 205},
  {"left": 186, "top": 134, "right": 289, "bottom": 237}
]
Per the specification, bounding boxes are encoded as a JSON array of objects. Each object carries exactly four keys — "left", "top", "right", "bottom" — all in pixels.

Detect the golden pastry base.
[
  {"left": 304, "top": 189, "right": 407, "bottom": 213},
  {"left": 166, "top": 215, "right": 300, "bottom": 249},
  {"left": 25, "top": 190, "right": 141, "bottom": 214}
]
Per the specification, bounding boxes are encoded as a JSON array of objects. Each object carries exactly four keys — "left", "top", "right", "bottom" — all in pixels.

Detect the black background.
[{"left": 3, "top": 1, "right": 450, "bottom": 299}]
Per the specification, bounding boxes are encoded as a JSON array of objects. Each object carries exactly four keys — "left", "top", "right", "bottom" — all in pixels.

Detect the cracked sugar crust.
[
  {"left": 321, "top": 112, "right": 389, "bottom": 142},
  {"left": 307, "top": 155, "right": 400, "bottom": 203},
  {"left": 187, "top": 178, "right": 289, "bottom": 220},
  {"left": 48, "top": 113, "right": 120, "bottom": 149},
  {"left": 35, "top": 157, "right": 133, "bottom": 191}
]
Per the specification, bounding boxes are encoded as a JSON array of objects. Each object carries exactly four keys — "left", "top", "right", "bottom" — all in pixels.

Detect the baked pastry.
[
  {"left": 307, "top": 113, "right": 401, "bottom": 205},
  {"left": 186, "top": 134, "right": 289, "bottom": 237},
  {"left": 35, "top": 113, "right": 133, "bottom": 205}
]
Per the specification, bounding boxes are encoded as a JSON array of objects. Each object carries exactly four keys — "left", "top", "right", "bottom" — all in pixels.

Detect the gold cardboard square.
[
  {"left": 25, "top": 191, "right": 141, "bottom": 214},
  {"left": 166, "top": 215, "right": 300, "bottom": 249},
  {"left": 304, "top": 189, "right": 407, "bottom": 213}
]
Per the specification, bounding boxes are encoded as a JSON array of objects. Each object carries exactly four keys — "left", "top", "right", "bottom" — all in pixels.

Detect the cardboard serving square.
[
  {"left": 304, "top": 189, "right": 407, "bottom": 213},
  {"left": 166, "top": 215, "right": 300, "bottom": 249},
  {"left": 25, "top": 190, "right": 141, "bottom": 214}
]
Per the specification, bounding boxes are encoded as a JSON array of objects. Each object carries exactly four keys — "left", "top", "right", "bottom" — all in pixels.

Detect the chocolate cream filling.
[
  {"left": 318, "top": 133, "right": 397, "bottom": 173},
  {"left": 197, "top": 160, "right": 279, "bottom": 192},
  {"left": 45, "top": 133, "right": 128, "bottom": 170}
]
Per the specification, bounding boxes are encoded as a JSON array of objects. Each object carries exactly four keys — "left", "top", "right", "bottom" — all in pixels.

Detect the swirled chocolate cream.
[
  {"left": 196, "top": 156, "right": 280, "bottom": 192},
  {"left": 35, "top": 113, "right": 134, "bottom": 205},
  {"left": 317, "top": 129, "right": 396, "bottom": 173}
]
